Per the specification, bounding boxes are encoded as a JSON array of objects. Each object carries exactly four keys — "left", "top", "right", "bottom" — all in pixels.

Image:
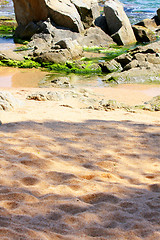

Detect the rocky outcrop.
[
  {"left": 115, "top": 41, "right": 160, "bottom": 71},
  {"left": 101, "top": 41, "right": 160, "bottom": 84},
  {"left": 99, "top": 59, "right": 122, "bottom": 73},
  {"left": 12, "top": 0, "right": 48, "bottom": 26},
  {"left": 132, "top": 9, "right": 160, "bottom": 43},
  {"left": 77, "top": 26, "right": 115, "bottom": 47},
  {"left": 132, "top": 25, "right": 157, "bottom": 43},
  {"left": 46, "top": 0, "right": 84, "bottom": 33},
  {"left": 12, "top": 0, "right": 100, "bottom": 36},
  {"left": 71, "top": 0, "right": 100, "bottom": 29},
  {"left": 104, "top": 0, "right": 136, "bottom": 45}
]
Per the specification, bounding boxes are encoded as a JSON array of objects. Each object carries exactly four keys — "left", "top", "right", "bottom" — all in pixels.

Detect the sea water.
[
  {"left": 121, "top": 0, "right": 159, "bottom": 24},
  {"left": 0, "top": 0, "right": 14, "bottom": 18}
]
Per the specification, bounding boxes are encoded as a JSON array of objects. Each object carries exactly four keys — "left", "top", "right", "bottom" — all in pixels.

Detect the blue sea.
[
  {"left": 0, "top": 0, "right": 159, "bottom": 24},
  {"left": 121, "top": 0, "right": 159, "bottom": 24}
]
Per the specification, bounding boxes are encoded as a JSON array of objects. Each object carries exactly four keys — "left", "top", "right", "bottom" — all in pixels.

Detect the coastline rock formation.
[
  {"left": 12, "top": 0, "right": 137, "bottom": 47},
  {"left": 104, "top": 0, "right": 136, "bottom": 45},
  {"left": 12, "top": 0, "right": 99, "bottom": 36}
]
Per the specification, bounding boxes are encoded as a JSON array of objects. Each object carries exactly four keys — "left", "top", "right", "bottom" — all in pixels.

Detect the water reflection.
[
  {"left": 0, "top": 67, "right": 47, "bottom": 88},
  {"left": 0, "top": 75, "right": 12, "bottom": 87},
  {"left": 0, "top": 37, "right": 15, "bottom": 51}
]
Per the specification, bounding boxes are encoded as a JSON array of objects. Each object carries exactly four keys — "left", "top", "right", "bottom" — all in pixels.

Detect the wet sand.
[
  {"left": 0, "top": 86, "right": 160, "bottom": 240},
  {"left": 0, "top": 67, "right": 48, "bottom": 88}
]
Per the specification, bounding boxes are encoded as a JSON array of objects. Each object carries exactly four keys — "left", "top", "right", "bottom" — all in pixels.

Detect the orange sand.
[{"left": 0, "top": 87, "right": 160, "bottom": 240}]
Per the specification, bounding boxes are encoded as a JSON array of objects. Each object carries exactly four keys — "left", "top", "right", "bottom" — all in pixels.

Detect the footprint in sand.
[
  {"left": 80, "top": 192, "right": 120, "bottom": 204},
  {"left": 45, "top": 171, "right": 76, "bottom": 184},
  {"left": 21, "top": 176, "right": 39, "bottom": 186}
]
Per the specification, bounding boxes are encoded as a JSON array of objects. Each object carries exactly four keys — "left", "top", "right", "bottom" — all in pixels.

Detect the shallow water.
[
  {"left": 121, "top": 0, "right": 159, "bottom": 24},
  {"left": 0, "top": 37, "right": 16, "bottom": 50},
  {"left": 0, "top": 67, "right": 48, "bottom": 88}
]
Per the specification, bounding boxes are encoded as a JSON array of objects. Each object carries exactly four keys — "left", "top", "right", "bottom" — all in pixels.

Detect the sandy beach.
[{"left": 0, "top": 85, "right": 160, "bottom": 240}]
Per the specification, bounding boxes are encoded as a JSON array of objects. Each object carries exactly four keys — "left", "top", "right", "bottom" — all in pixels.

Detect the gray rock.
[
  {"left": 99, "top": 99, "right": 121, "bottom": 110},
  {"left": 115, "top": 53, "right": 132, "bottom": 68},
  {"left": 35, "top": 49, "right": 72, "bottom": 63},
  {"left": 135, "top": 18, "right": 158, "bottom": 31},
  {"left": 70, "top": 0, "right": 100, "bottom": 29},
  {"left": 123, "top": 59, "right": 138, "bottom": 71},
  {"left": 147, "top": 95, "right": 160, "bottom": 111},
  {"left": 55, "top": 38, "right": 83, "bottom": 59},
  {"left": 14, "top": 21, "right": 41, "bottom": 40},
  {"left": 104, "top": 0, "right": 136, "bottom": 45},
  {"left": 50, "top": 77, "right": 72, "bottom": 88},
  {"left": 26, "top": 91, "right": 63, "bottom": 101},
  {"left": 99, "top": 59, "right": 122, "bottom": 73},
  {"left": 94, "top": 16, "right": 109, "bottom": 34},
  {"left": 132, "top": 25, "right": 156, "bottom": 43},
  {"left": 77, "top": 26, "right": 115, "bottom": 47},
  {"left": 47, "top": 0, "right": 84, "bottom": 33}
]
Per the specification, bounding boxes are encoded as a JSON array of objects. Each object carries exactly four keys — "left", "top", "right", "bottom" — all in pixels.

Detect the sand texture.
[{"left": 0, "top": 87, "right": 160, "bottom": 240}]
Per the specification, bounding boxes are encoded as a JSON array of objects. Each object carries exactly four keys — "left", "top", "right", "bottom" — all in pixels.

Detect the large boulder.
[
  {"left": 77, "top": 26, "right": 115, "bottom": 47},
  {"left": 135, "top": 18, "right": 158, "bottom": 31},
  {"left": 12, "top": 0, "right": 48, "bottom": 26},
  {"left": 104, "top": 0, "right": 136, "bottom": 45},
  {"left": 70, "top": 0, "right": 100, "bottom": 28},
  {"left": 12, "top": 0, "right": 100, "bottom": 36},
  {"left": 132, "top": 25, "right": 157, "bottom": 43},
  {"left": 46, "top": 0, "right": 84, "bottom": 32}
]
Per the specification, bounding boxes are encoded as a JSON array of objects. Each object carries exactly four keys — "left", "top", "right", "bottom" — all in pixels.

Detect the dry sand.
[{"left": 0, "top": 86, "right": 160, "bottom": 240}]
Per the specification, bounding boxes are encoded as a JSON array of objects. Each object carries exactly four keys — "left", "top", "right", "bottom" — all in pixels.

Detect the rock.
[
  {"left": 157, "top": 8, "right": 160, "bottom": 20},
  {"left": 12, "top": 0, "right": 48, "bottom": 26},
  {"left": 26, "top": 91, "right": 63, "bottom": 101},
  {"left": 102, "top": 68, "right": 160, "bottom": 84},
  {"left": 134, "top": 53, "right": 147, "bottom": 62},
  {"left": 14, "top": 21, "right": 41, "bottom": 40},
  {"left": 147, "top": 95, "right": 160, "bottom": 111},
  {"left": 0, "top": 91, "right": 21, "bottom": 111},
  {"left": 94, "top": 16, "right": 109, "bottom": 34},
  {"left": 136, "top": 96, "right": 160, "bottom": 111},
  {"left": 135, "top": 18, "right": 158, "bottom": 31},
  {"left": 12, "top": 0, "right": 100, "bottom": 39},
  {"left": 115, "top": 53, "right": 132, "bottom": 68},
  {"left": 99, "top": 59, "right": 122, "bottom": 73},
  {"left": 99, "top": 99, "right": 121, "bottom": 110},
  {"left": 70, "top": 0, "right": 100, "bottom": 29},
  {"left": 77, "top": 27, "right": 115, "bottom": 47},
  {"left": 147, "top": 53, "right": 160, "bottom": 64},
  {"left": 46, "top": 0, "right": 84, "bottom": 33},
  {"left": 132, "top": 25, "right": 157, "bottom": 43},
  {"left": 104, "top": 0, "right": 136, "bottom": 45},
  {"left": 114, "top": 41, "right": 160, "bottom": 72},
  {"left": 123, "top": 59, "right": 138, "bottom": 71},
  {"left": 0, "top": 50, "right": 24, "bottom": 61},
  {"left": 55, "top": 38, "right": 83, "bottom": 59},
  {"left": 35, "top": 49, "right": 72, "bottom": 64},
  {"left": 50, "top": 77, "right": 72, "bottom": 88},
  {"left": 13, "top": 0, "right": 84, "bottom": 34}
]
